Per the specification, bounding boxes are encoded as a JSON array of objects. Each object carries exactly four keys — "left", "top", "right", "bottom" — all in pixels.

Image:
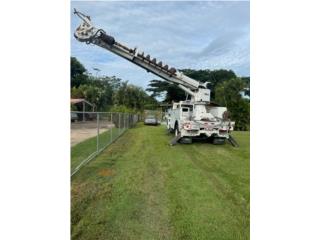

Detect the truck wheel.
[
  {"left": 213, "top": 137, "right": 226, "bottom": 145},
  {"left": 180, "top": 137, "right": 192, "bottom": 144}
]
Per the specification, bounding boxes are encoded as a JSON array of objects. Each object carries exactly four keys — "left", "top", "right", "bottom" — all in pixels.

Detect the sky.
[{"left": 71, "top": 1, "right": 250, "bottom": 90}]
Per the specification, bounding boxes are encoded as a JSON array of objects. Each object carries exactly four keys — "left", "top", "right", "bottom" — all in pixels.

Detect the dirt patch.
[
  {"left": 98, "top": 168, "right": 114, "bottom": 177},
  {"left": 71, "top": 120, "right": 113, "bottom": 130},
  {"left": 71, "top": 120, "right": 115, "bottom": 146},
  {"left": 71, "top": 128, "right": 108, "bottom": 146}
]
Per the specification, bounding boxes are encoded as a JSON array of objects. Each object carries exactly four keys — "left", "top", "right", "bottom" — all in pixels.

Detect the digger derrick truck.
[{"left": 73, "top": 9, "right": 238, "bottom": 146}]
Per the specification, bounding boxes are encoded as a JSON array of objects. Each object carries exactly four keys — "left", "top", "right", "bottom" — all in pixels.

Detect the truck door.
[{"left": 181, "top": 107, "right": 191, "bottom": 120}]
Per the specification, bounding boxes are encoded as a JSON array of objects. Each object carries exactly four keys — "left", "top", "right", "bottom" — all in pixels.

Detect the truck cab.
[{"left": 166, "top": 102, "right": 193, "bottom": 133}]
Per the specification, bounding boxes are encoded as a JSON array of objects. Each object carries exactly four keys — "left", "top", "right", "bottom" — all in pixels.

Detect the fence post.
[
  {"left": 110, "top": 112, "right": 113, "bottom": 144},
  {"left": 128, "top": 114, "right": 130, "bottom": 128},
  {"left": 82, "top": 102, "right": 85, "bottom": 122},
  {"left": 125, "top": 113, "right": 127, "bottom": 129},
  {"left": 97, "top": 112, "right": 100, "bottom": 152},
  {"left": 118, "top": 112, "right": 121, "bottom": 135},
  {"left": 123, "top": 113, "right": 125, "bottom": 132}
]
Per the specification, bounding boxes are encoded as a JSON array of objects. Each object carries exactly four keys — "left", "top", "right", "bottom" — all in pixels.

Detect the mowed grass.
[{"left": 71, "top": 123, "right": 250, "bottom": 240}]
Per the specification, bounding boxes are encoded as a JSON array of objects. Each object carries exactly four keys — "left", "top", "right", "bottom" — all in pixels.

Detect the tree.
[
  {"left": 241, "top": 77, "right": 250, "bottom": 97},
  {"left": 146, "top": 69, "right": 237, "bottom": 102},
  {"left": 181, "top": 69, "right": 237, "bottom": 99},
  {"left": 146, "top": 80, "right": 186, "bottom": 102},
  {"left": 71, "top": 76, "right": 115, "bottom": 111},
  {"left": 70, "top": 57, "right": 159, "bottom": 112},
  {"left": 71, "top": 57, "right": 88, "bottom": 87},
  {"left": 113, "top": 82, "right": 158, "bottom": 111},
  {"left": 215, "top": 78, "right": 250, "bottom": 130}
]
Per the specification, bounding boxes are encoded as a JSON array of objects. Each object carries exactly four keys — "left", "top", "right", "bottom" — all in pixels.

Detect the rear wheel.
[
  {"left": 180, "top": 137, "right": 192, "bottom": 144},
  {"left": 212, "top": 137, "right": 226, "bottom": 145}
]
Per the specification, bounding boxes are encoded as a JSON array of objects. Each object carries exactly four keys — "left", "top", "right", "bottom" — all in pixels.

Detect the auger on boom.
[{"left": 73, "top": 9, "right": 238, "bottom": 146}]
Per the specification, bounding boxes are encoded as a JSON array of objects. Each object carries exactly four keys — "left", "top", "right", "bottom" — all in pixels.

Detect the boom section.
[{"left": 73, "top": 9, "right": 203, "bottom": 91}]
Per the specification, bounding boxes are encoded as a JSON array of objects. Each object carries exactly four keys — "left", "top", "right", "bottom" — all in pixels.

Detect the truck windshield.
[{"left": 181, "top": 105, "right": 193, "bottom": 111}]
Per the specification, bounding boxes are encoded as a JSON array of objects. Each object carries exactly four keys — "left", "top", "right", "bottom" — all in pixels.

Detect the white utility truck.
[{"left": 73, "top": 9, "right": 238, "bottom": 146}]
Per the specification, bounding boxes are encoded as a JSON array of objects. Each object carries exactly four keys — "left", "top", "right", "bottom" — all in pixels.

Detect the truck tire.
[
  {"left": 213, "top": 137, "right": 226, "bottom": 145},
  {"left": 180, "top": 137, "right": 192, "bottom": 144}
]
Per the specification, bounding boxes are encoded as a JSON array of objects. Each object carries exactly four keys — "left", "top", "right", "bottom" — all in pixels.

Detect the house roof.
[{"left": 70, "top": 98, "right": 94, "bottom": 106}]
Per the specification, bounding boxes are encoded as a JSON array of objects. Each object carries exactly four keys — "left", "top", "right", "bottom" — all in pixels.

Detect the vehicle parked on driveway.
[
  {"left": 144, "top": 115, "right": 159, "bottom": 126},
  {"left": 71, "top": 112, "right": 79, "bottom": 122}
]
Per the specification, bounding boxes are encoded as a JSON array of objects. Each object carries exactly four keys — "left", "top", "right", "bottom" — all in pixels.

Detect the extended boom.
[{"left": 73, "top": 9, "right": 211, "bottom": 102}]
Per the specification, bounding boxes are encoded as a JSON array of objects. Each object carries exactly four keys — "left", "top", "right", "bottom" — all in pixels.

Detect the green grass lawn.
[{"left": 71, "top": 123, "right": 250, "bottom": 240}]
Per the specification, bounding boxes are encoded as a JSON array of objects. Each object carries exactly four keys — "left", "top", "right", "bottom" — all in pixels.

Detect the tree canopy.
[
  {"left": 215, "top": 78, "right": 250, "bottom": 130},
  {"left": 146, "top": 69, "right": 239, "bottom": 101},
  {"left": 71, "top": 57, "right": 89, "bottom": 87},
  {"left": 70, "top": 57, "right": 158, "bottom": 112}
]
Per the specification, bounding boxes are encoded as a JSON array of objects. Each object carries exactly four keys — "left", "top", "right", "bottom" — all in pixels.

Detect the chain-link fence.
[{"left": 71, "top": 111, "right": 139, "bottom": 176}]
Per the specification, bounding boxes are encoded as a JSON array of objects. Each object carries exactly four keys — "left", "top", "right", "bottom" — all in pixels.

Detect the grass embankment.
[{"left": 71, "top": 123, "right": 250, "bottom": 240}]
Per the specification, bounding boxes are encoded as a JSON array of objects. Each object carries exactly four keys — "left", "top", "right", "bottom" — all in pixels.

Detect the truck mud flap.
[{"left": 228, "top": 135, "right": 239, "bottom": 147}]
